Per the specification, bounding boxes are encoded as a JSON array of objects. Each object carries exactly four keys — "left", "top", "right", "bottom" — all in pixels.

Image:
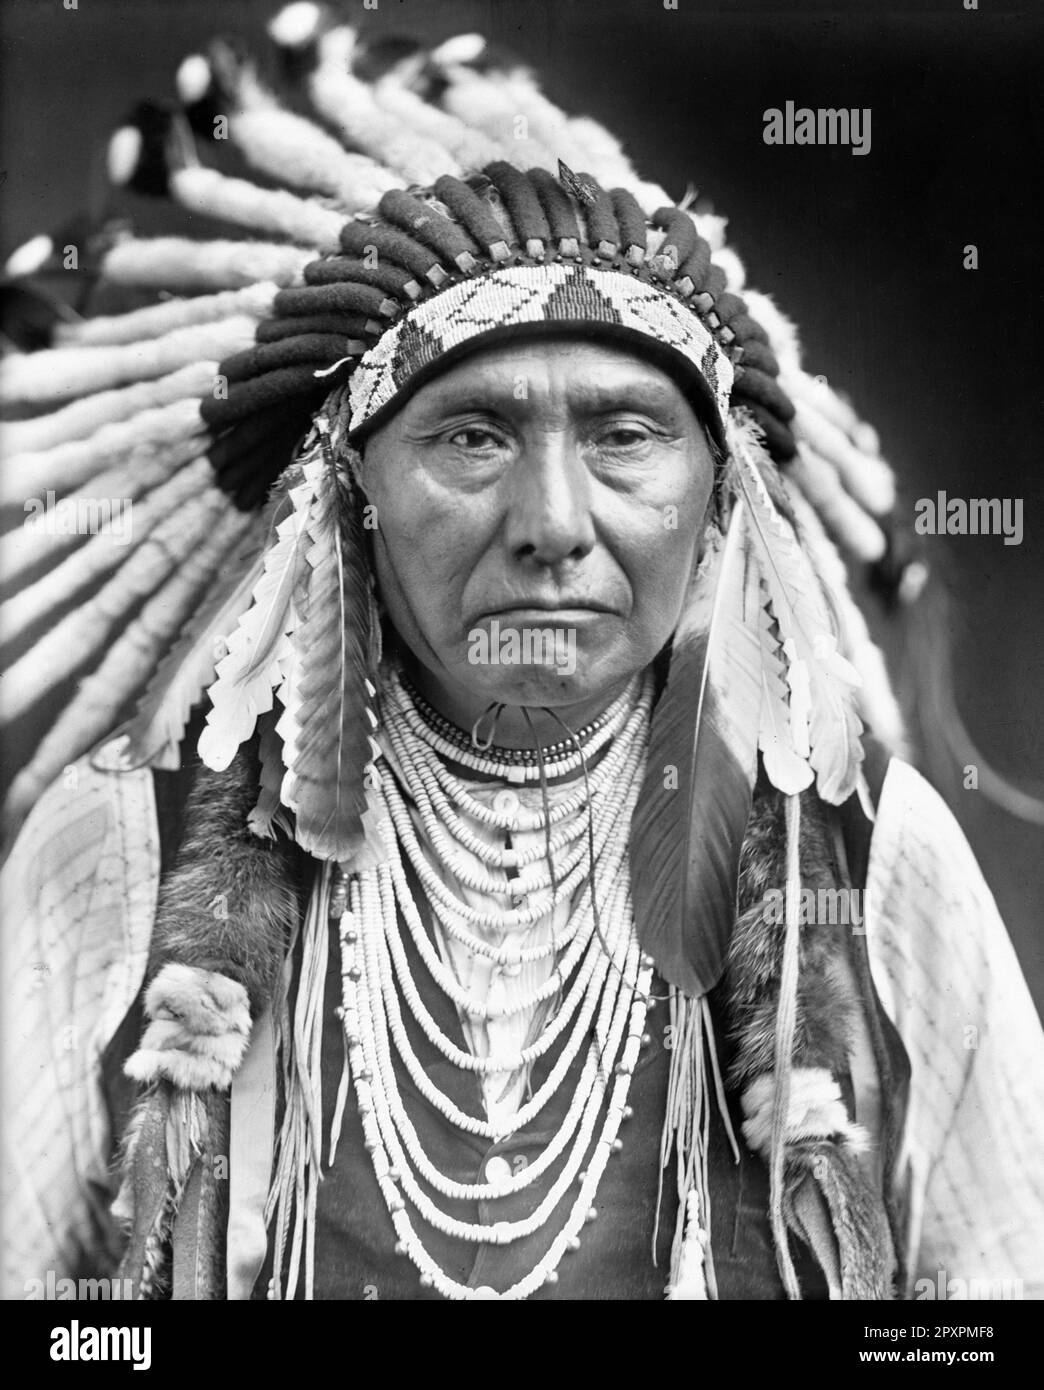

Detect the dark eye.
[
  {"left": 600, "top": 425, "right": 651, "bottom": 448},
  {"left": 449, "top": 426, "right": 502, "bottom": 450}
]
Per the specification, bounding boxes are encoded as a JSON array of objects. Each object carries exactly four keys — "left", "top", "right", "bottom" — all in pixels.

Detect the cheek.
[
  {"left": 614, "top": 454, "right": 714, "bottom": 624},
  {"left": 365, "top": 465, "right": 485, "bottom": 625},
  {"left": 625, "top": 524, "right": 700, "bottom": 647}
]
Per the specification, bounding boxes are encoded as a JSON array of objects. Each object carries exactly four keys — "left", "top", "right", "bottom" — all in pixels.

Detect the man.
[{"left": 2, "top": 18, "right": 1042, "bottom": 1302}]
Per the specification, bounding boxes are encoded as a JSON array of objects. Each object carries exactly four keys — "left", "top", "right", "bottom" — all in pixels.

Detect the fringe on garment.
[{"left": 114, "top": 760, "right": 894, "bottom": 1300}]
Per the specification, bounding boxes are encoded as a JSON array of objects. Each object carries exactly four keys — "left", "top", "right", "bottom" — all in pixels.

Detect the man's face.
[{"left": 358, "top": 337, "right": 716, "bottom": 719}]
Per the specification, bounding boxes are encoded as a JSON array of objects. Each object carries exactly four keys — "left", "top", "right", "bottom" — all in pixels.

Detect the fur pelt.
[
  {"left": 146, "top": 739, "right": 308, "bottom": 1016},
  {"left": 125, "top": 964, "right": 252, "bottom": 1090},
  {"left": 787, "top": 1147, "right": 896, "bottom": 1300},
  {"left": 722, "top": 776, "right": 860, "bottom": 1087},
  {"left": 120, "top": 741, "right": 883, "bottom": 1298},
  {"left": 721, "top": 775, "right": 895, "bottom": 1298}
]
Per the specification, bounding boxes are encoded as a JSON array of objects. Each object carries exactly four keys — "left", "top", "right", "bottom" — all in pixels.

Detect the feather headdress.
[
  {"left": 1, "top": 8, "right": 908, "bottom": 868},
  {"left": 0, "top": 2, "right": 924, "bottom": 1306}
]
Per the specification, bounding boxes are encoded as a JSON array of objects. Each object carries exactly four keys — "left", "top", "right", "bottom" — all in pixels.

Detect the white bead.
[
  {"left": 324, "top": 665, "right": 659, "bottom": 1298},
  {"left": 484, "top": 1155, "right": 514, "bottom": 1190}
]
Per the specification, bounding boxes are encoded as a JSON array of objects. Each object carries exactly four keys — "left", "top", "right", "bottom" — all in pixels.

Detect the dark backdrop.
[{"left": 1, "top": 0, "right": 1041, "bottom": 1007}]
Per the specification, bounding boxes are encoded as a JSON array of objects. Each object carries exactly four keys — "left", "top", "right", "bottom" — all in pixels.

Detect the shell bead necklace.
[{"left": 334, "top": 670, "right": 656, "bottom": 1297}]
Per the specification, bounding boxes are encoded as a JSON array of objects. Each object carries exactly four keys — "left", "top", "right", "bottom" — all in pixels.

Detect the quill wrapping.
[{"left": 629, "top": 501, "right": 763, "bottom": 998}]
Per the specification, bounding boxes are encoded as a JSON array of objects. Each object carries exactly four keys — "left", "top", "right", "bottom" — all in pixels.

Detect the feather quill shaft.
[{"left": 630, "top": 501, "right": 762, "bottom": 998}]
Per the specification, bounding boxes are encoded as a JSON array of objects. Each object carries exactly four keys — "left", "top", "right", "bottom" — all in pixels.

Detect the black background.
[{"left": 0, "top": 0, "right": 1041, "bottom": 1005}]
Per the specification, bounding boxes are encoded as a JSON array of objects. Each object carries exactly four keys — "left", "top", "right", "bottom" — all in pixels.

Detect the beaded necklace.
[
  {"left": 390, "top": 667, "right": 639, "bottom": 785},
  {"left": 325, "top": 670, "right": 657, "bottom": 1298},
  {"left": 400, "top": 669, "right": 629, "bottom": 768},
  {"left": 265, "top": 664, "right": 727, "bottom": 1302}
]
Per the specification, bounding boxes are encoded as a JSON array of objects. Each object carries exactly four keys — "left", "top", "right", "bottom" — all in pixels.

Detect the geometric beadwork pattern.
[{"left": 348, "top": 263, "right": 734, "bottom": 433}]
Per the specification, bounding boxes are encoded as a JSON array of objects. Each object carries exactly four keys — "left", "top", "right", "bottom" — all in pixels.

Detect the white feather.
[
  {"left": 431, "top": 34, "right": 486, "bottom": 65},
  {"left": 269, "top": 2, "right": 324, "bottom": 48},
  {"left": 107, "top": 126, "right": 142, "bottom": 187},
  {"left": 171, "top": 169, "right": 342, "bottom": 252},
  {"left": 1, "top": 362, "right": 216, "bottom": 452},
  {"left": 0, "top": 457, "right": 212, "bottom": 648},
  {"left": 372, "top": 77, "right": 503, "bottom": 172},
  {"left": 0, "top": 438, "right": 205, "bottom": 590},
  {"left": 176, "top": 54, "right": 212, "bottom": 105},
  {"left": 311, "top": 31, "right": 458, "bottom": 184},
  {"left": 231, "top": 108, "right": 400, "bottom": 212},
  {"left": 0, "top": 315, "right": 256, "bottom": 403},
  {"left": 729, "top": 417, "right": 864, "bottom": 804},
  {"left": 5, "top": 233, "right": 53, "bottom": 278},
  {"left": 102, "top": 238, "right": 311, "bottom": 292},
  {"left": 197, "top": 465, "right": 321, "bottom": 770},
  {"left": 791, "top": 398, "right": 896, "bottom": 517},
  {"left": 788, "top": 444, "right": 888, "bottom": 562},
  {"left": 1, "top": 398, "right": 206, "bottom": 504},
  {"left": 54, "top": 284, "right": 276, "bottom": 347},
  {"left": 0, "top": 490, "right": 226, "bottom": 721}
]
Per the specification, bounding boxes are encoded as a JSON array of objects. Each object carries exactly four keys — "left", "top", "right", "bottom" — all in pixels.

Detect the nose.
[{"left": 503, "top": 431, "right": 596, "bottom": 567}]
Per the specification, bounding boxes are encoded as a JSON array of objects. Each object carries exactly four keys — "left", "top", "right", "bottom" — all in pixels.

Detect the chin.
[{"left": 452, "top": 647, "right": 631, "bottom": 711}]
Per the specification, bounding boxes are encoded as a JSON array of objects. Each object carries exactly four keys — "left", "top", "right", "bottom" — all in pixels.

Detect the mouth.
[{"left": 479, "top": 602, "right": 617, "bottom": 620}]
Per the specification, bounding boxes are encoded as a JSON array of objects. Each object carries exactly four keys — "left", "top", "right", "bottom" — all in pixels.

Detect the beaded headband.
[
  {"left": 200, "top": 164, "right": 796, "bottom": 506},
  {"left": 346, "top": 261, "right": 734, "bottom": 439}
]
